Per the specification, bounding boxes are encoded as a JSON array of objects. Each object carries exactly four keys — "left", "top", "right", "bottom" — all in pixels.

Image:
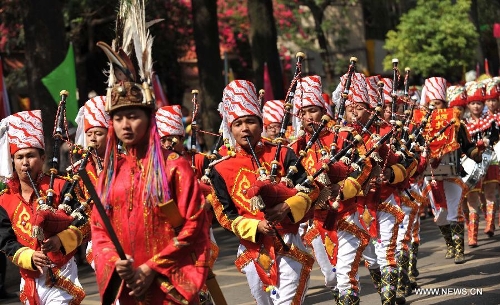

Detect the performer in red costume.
[
  {"left": 262, "top": 100, "right": 285, "bottom": 141},
  {"left": 481, "top": 78, "right": 500, "bottom": 236},
  {"left": 73, "top": 95, "right": 109, "bottom": 269},
  {"left": 461, "top": 83, "right": 485, "bottom": 247},
  {"left": 156, "top": 105, "right": 222, "bottom": 304},
  {"left": 420, "top": 77, "right": 481, "bottom": 265},
  {"left": 209, "top": 79, "right": 317, "bottom": 305},
  {"left": 348, "top": 74, "right": 408, "bottom": 305},
  {"left": 91, "top": 2, "right": 210, "bottom": 304},
  {"left": 291, "top": 74, "right": 369, "bottom": 305},
  {"left": 0, "top": 110, "right": 86, "bottom": 304}
]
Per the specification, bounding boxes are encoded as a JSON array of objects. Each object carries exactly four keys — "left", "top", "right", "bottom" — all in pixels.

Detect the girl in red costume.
[{"left": 91, "top": 2, "right": 210, "bottom": 303}]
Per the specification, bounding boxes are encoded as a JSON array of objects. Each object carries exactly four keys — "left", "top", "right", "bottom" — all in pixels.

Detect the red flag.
[
  {"left": 263, "top": 63, "right": 274, "bottom": 102},
  {"left": 153, "top": 74, "right": 169, "bottom": 108},
  {"left": 0, "top": 57, "right": 12, "bottom": 119},
  {"left": 494, "top": 23, "right": 500, "bottom": 38}
]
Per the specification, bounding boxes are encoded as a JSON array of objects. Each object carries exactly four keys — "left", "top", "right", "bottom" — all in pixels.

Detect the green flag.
[{"left": 41, "top": 43, "right": 78, "bottom": 125}]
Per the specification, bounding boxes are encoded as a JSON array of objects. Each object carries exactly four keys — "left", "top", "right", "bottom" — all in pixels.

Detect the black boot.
[
  {"left": 337, "top": 289, "right": 360, "bottom": 305},
  {"left": 450, "top": 222, "right": 465, "bottom": 264},
  {"left": 380, "top": 266, "right": 398, "bottom": 305},
  {"left": 438, "top": 225, "right": 454, "bottom": 259},
  {"left": 368, "top": 268, "right": 382, "bottom": 294},
  {"left": 0, "top": 253, "right": 16, "bottom": 299},
  {"left": 395, "top": 253, "right": 410, "bottom": 304},
  {"left": 408, "top": 242, "right": 419, "bottom": 291}
]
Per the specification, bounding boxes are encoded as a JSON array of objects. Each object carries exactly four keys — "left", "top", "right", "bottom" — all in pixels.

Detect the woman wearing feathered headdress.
[{"left": 91, "top": 1, "right": 210, "bottom": 304}]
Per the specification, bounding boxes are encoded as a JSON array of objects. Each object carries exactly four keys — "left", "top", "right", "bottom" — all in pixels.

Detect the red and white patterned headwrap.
[
  {"left": 421, "top": 77, "right": 447, "bottom": 105},
  {"left": 221, "top": 80, "right": 260, "bottom": 125},
  {"left": 366, "top": 75, "right": 382, "bottom": 107},
  {"left": 293, "top": 75, "right": 325, "bottom": 111},
  {"left": 156, "top": 105, "right": 185, "bottom": 137},
  {"left": 0, "top": 110, "right": 44, "bottom": 179},
  {"left": 332, "top": 72, "right": 370, "bottom": 109},
  {"left": 75, "top": 96, "right": 110, "bottom": 147},
  {"left": 220, "top": 80, "right": 260, "bottom": 148},
  {"left": 262, "top": 100, "right": 285, "bottom": 126}
]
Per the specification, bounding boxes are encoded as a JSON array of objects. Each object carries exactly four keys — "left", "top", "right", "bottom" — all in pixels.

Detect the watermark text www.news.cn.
[{"left": 414, "top": 287, "right": 483, "bottom": 296}]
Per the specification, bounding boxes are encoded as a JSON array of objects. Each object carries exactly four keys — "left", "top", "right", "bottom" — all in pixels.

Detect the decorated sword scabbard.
[
  {"left": 47, "top": 90, "right": 69, "bottom": 207},
  {"left": 270, "top": 52, "right": 305, "bottom": 179}
]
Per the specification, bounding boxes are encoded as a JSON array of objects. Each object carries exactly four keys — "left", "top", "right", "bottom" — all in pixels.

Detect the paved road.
[{"left": 2, "top": 216, "right": 500, "bottom": 304}]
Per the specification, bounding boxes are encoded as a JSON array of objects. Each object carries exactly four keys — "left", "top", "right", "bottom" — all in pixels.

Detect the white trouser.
[
  {"left": 309, "top": 229, "right": 337, "bottom": 289},
  {"left": 363, "top": 193, "right": 402, "bottom": 269},
  {"left": 336, "top": 212, "right": 369, "bottom": 294},
  {"left": 21, "top": 258, "right": 83, "bottom": 305},
  {"left": 423, "top": 178, "right": 464, "bottom": 225},
  {"left": 239, "top": 233, "right": 310, "bottom": 305}
]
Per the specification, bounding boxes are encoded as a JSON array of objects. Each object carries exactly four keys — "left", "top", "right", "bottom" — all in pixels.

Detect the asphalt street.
[{"left": 1, "top": 215, "right": 499, "bottom": 304}]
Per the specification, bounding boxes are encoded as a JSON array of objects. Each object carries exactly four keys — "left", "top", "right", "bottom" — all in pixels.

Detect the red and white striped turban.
[
  {"left": 221, "top": 80, "right": 260, "bottom": 126},
  {"left": 83, "top": 96, "right": 109, "bottom": 132},
  {"left": 447, "top": 85, "right": 467, "bottom": 108},
  {"left": 465, "top": 81, "right": 485, "bottom": 104},
  {"left": 381, "top": 78, "right": 393, "bottom": 105},
  {"left": 366, "top": 75, "right": 382, "bottom": 107},
  {"left": 332, "top": 72, "right": 370, "bottom": 109},
  {"left": 6, "top": 110, "right": 44, "bottom": 154},
  {"left": 293, "top": 75, "right": 325, "bottom": 112},
  {"left": 421, "top": 77, "right": 447, "bottom": 104},
  {"left": 220, "top": 80, "right": 260, "bottom": 148},
  {"left": 156, "top": 105, "right": 185, "bottom": 137},
  {"left": 349, "top": 73, "right": 370, "bottom": 107},
  {"left": 262, "top": 100, "right": 285, "bottom": 126},
  {"left": 0, "top": 110, "right": 44, "bottom": 179},
  {"left": 75, "top": 96, "right": 110, "bottom": 147}
]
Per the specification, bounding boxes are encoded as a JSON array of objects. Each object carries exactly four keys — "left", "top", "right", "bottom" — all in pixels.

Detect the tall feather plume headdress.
[{"left": 97, "top": 0, "right": 170, "bottom": 209}]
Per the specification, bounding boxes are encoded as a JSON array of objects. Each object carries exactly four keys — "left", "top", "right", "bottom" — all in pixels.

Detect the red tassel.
[{"left": 485, "top": 58, "right": 490, "bottom": 76}]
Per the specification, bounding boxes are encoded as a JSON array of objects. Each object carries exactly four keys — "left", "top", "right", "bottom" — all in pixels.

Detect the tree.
[
  {"left": 383, "top": 0, "right": 479, "bottom": 82},
  {"left": 23, "top": 0, "right": 68, "bottom": 155},
  {"left": 192, "top": 0, "right": 225, "bottom": 148},
  {"left": 248, "top": 0, "right": 285, "bottom": 99}
]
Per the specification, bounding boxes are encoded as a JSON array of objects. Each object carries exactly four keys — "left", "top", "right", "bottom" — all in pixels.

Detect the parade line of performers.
[{"left": 0, "top": 5, "right": 500, "bottom": 305}]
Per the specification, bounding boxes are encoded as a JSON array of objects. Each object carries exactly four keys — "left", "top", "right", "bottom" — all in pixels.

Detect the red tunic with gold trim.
[
  {"left": 209, "top": 141, "right": 316, "bottom": 289},
  {"left": 289, "top": 129, "right": 353, "bottom": 264},
  {"left": 91, "top": 151, "right": 210, "bottom": 305},
  {"left": 0, "top": 174, "right": 86, "bottom": 304},
  {"left": 353, "top": 123, "right": 407, "bottom": 237}
]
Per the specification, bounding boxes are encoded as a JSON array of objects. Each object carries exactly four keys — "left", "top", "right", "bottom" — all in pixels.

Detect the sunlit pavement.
[{"left": 3, "top": 215, "right": 500, "bottom": 304}]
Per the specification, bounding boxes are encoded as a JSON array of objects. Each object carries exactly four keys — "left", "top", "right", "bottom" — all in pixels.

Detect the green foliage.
[{"left": 383, "top": 0, "right": 478, "bottom": 80}]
